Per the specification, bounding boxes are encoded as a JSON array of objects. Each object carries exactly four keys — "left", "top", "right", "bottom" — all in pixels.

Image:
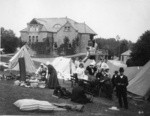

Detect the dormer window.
[
  {"left": 29, "top": 25, "right": 39, "bottom": 32},
  {"left": 64, "top": 26, "right": 70, "bottom": 32},
  {"left": 53, "top": 24, "right": 61, "bottom": 30}
]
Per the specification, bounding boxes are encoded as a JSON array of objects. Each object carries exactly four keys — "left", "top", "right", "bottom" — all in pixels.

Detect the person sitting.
[
  {"left": 53, "top": 86, "right": 71, "bottom": 99},
  {"left": 95, "top": 68, "right": 104, "bottom": 81},
  {"left": 99, "top": 69, "right": 113, "bottom": 99},
  {"left": 74, "top": 57, "right": 80, "bottom": 69},
  {"left": 100, "top": 59, "right": 109, "bottom": 70},
  {"left": 105, "top": 68, "right": 111, "bottom": 79},
  {"left": 82, "top": 47, "right": 91, "bottom": 63},
  {"left": 35, "top": 63, "right": 47, "bottom": 81},
  {"left": 71, "top": 81, "right": 92, "bottom": 104},
  {"left": 76, "top": 63, "right": 87, "bottom": 80},
  {"left": 86, "top": 60, "right": 97, "bottom": 81}
]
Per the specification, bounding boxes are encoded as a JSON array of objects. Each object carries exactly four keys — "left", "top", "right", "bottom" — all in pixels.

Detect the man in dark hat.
[
  {"left": 111, "top": 71, "right": 119, "bottom": 89},
  {"left": 116, "top": 67, "right": 128, "bottom": 109}
]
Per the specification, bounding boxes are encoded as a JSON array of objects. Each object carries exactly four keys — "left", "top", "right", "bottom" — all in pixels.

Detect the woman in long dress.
[{"left": 46, "top": 62, "right": 59, "bottom": 89}]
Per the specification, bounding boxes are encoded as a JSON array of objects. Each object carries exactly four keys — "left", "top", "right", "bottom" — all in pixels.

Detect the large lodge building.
[{"left": 20, "top": 17, "right": 96, "bottom": 54}]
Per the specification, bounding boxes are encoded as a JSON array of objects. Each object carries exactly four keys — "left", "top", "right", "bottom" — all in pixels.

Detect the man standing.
[
  {"left": 112, "top": 71, "right": 119, "bottom": 89},
  {"left": 116, "top": 67, "right": 128, "bottom": 109},
  {"left": 111, "top": 71, "right": 119, "bottom": 98}
]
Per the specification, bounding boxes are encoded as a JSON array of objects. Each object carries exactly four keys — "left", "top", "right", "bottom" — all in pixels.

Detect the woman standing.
[{"left": 46, "top": 62, "right": 59, "bottom": 89}]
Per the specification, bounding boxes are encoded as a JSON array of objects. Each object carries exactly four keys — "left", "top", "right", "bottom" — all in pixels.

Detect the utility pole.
[
  {"left": 0, "top": 27, "right": 1, "bottom": 48},
  {"left": 0, "top": 27, "right": 1, "bottom": 61},
  {"left": 116, "top": 35, "right": 120, "bottom": 60}
]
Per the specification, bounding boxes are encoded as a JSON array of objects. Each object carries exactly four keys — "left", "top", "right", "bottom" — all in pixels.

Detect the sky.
[{"left": 0, "top": 0, "right": 150, "bottom": 42}]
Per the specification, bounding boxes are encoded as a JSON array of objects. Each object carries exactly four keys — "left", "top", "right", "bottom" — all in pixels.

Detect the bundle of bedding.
[{"left": 14, "top": 99, "right": 66, "bottom": 111}]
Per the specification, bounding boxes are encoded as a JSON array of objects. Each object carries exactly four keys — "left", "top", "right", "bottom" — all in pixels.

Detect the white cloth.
[
  {"left": 35, "top": 66, "right": 48, "bottom": 75},
  {"left": 101, "top": 62, "right": 109, "bottom": 69},
  {"left": 74, "top": 60, "right": 80, "bottom": 68},
  {"left": 75, "top": 67, "right": 88, "bottom": 80},
  {"left": 90, "top": 60, "right": 96, "bottom": 66},
  {"left": 14, "top": 99, "right": 66, "bottom": 111},
  {"left": 76, "top": 67, "right": 85, "bottom": 80}
]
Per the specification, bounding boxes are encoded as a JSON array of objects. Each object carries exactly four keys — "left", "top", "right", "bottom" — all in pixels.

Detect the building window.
[
  {"left": 32, "top": 36, "right": 35, "bottom": 43},
  {"left": 53, "top": 24, "right": 61, "bottom": 30},
  {"left": 54, "top": 42, "right": 57, "bottom": 49},
  {"left": 36, "top": 36, "right": 38, "bottom": 42},
  {"left": 68, "top": 43, "right": 72, "bottom": 49},
  {"left": 64, "top": 26, "right": 70, "bottom": 32},
  {"left": 29, "top": 36, "right": 31, "bottom": 42}
]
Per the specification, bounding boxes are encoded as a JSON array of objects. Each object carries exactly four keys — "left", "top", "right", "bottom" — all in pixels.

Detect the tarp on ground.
[
  {"left": 8, "top": 45, "right": 36, "bottom": 73},
  {"left": 127, "top": 60, "right": 150, "bottom": 99},
  {"left": 124, "top": 66, "right": 142, "bottom": 81}
]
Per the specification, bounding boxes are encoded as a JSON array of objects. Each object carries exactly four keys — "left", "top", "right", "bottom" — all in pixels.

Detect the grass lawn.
[
  {"left": 0, "top": 78, "right": 149, "bottom": 116},
  {"left": 0, "top": 55, "right": 150, "bottom": 115}
]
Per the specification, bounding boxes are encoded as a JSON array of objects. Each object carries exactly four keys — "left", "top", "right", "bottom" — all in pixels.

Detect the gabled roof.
[
  {"left": 121, "top": 50, "right": 132, "bottom": 56},
  {"left": 21, "top": 17, "right": 96, "bottom": 35},
  {"left": 20, "top": 28, "right": 28, "bottom": 32}
]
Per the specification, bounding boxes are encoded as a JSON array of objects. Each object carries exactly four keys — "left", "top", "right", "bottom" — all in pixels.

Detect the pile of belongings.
[
  {"left": 14, "top": 76, "right": 46, "bottom": 88},
  {"left": 14, "top": 99, "right": 84, "bottom": 112},
  {"left": 52, "top": 86, "right": 72, "bottom": 99}
]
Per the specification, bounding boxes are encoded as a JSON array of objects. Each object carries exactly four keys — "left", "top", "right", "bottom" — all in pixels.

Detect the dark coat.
[
  {"left": 47, "top": 64, "right": 59, "bottom": 89},
  {"left": 86, "top": 66, "right": 97, "bottom": 76},
  {"left": 111, "top": 74, "right": 118, "bottom": 88},
  {"left": 71, "top": 86, "right": 90, "bottom": 104},
  {"left": 115, "top": 75, "right": 128, "bottom": 92}
]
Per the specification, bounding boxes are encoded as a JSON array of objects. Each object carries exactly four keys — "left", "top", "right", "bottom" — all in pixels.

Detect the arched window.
[
  {"left": 29, "top": 36, "right": 31, "bottom": 42},
  {"left": 54, "top": 42, "right": 57, "bottom": 49},
  {"left": 36, "top": 36, "right": 38, "bottom": 42},
  {"left": 32, "top": 36, "right": 35, "bottom": 43},
  {"left": 53, "top": 24, "right": 61, "bottom": 29}
]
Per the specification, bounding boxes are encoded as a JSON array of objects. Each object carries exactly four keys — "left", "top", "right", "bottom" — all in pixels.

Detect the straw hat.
[{"left": 90, "top": 60, "right": 96, "bottom": 66}]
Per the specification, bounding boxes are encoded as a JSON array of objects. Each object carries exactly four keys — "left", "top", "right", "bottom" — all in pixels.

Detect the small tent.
[
  {"left": 107, "top": 60, "right": 127, "bottom": 76},
  {"left": 51, "top": 57, "right": 76, "bottom": 80},
  {"left": 127, "top": 60, "right": 150, "bottom": 99},
  {"left": 9, "top": 45, "right": 36, "bottom": 73},
  {"left": 124, "top": 66, "right": 142, "bottom": 81}
]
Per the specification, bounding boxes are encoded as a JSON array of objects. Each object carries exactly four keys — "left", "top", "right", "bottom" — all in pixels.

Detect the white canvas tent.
[
  {"left": 107, "top": 60, "right": 127, "bottom": 76},
  {"left": 127, "top": 60, "right": 150, "bottom": 99},
  {"left": 51, "top": 57, "right": 76, "bottom": 80},
  {"left": 124, "top": 66, "right": 142, "bottom": 81},
  {"left": 9, "top": 45, "right": 36, "bottom": 73}
]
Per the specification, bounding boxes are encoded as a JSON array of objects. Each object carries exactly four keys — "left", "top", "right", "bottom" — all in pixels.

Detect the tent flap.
[
  {"left": 127, "top": 60, "right": 150, "bottom": 99},
  {"left": 9, "top": 45, "right": 36, "bottom": 73}
]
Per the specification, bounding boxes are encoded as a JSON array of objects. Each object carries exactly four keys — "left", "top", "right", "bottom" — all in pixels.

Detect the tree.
[
  {"left": 119, "top": 39, "right": 129, "bottom": 54},
  {"left": 130, "top": 30, "right": 150, "bottom": 66},
  {"left": 63, "top": 36, "right": 70, "bottom": 54},
  {"left": 95, "top": 38, "right": 133, "bottom": 59},
  {"left": 1, "top": 27, "right": 19, "bottom": 53}
]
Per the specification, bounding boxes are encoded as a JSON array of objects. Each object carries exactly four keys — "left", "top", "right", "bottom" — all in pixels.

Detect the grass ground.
[
  {"left": 0, "top": 78, "right": 149, "bottom": 116},
  {"left": 0, "top": 55, "right": 150, "bottom": 115}
]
